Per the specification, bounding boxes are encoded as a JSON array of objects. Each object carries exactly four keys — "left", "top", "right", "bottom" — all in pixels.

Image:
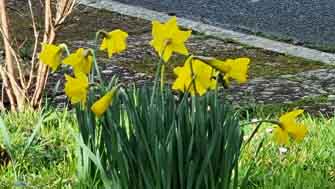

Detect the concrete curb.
[{"left": 79, "top": 0, "right": 335, "bottom": 64}]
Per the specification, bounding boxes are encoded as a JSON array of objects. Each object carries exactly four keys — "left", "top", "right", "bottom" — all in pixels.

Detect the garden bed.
[
  {"left": 1, "top": 1, "right": 335, "bottom": 188},
  {"left": 2, "top": 2, "right": 335, "bottom": 116}
]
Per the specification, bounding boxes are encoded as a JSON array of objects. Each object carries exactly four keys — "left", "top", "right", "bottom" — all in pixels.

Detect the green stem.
[
  {"left": 240, "top": 120, "right": 280, "bottom": 127},
  {"left": 189, "top": 58, "right": 198, "bottom": 95},
  {"left": 150, "top": 44, "right": 169, "bottom": 106},
  {"left": 160, "top": 64, "right": 165, "bottom": 92},
  {"left": 89, "top": 49, "right": 102, "bottom": 84},
  {"left": 58, "top": 43, "right": 70, "bottom": 56},
  {"left": 150, "top": 60, "right": 162, "bottom": 106},
  {"left": 90, "top": 30, "right": 107, "bottom": 84},
  {"left": 241, "top": 119, "right": 281, "bottom": 151}
]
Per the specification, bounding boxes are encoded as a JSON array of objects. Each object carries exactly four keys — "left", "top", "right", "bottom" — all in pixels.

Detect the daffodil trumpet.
[
  {"left": 90, "top": 84, "right": 121, "bottom": 117},
  {"left": 39, "top": 43, "right": 69, "bottom": 72}
]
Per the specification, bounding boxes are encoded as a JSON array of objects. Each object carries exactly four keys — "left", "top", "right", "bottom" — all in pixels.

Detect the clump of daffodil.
[
  {"left": 150, "top": 16, "right": 192, "bottom": 62},
  {"left": 273, "top": 109, "right": 308, "bottom": 145},
  {"left": 91, "top": 86, "right": 119, "bottom": 117},
  {"left": 39, "top": 43, "right": 63, "bottom": 72},
  {"left": 208, "top": 58, "right": 250, "bottom": 86},
  {"left": 100, "top": 29, "right": 129, "bottom": 58},
  {"left": 64, "top": 72, "right": 89, "bottom": 105},
  {"left": 172, "top": 56, "right": 217, "bottom": 96},
  {"left": 63, "top": 48, "right": 93, "bottom": 75}
]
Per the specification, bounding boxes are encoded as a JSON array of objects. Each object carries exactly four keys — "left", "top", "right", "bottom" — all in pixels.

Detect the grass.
[
  {"left": 0, "top": 106, "right": 334, "bottom": 188},
  {"left": 240, "top": 114, "right": 335, "bottom": 188},
  {"left": 0, "top": 109, "right": 77, "bottom": 188},
  {"left": 239, "top": 95, "right": 332, "bottom": 118}
]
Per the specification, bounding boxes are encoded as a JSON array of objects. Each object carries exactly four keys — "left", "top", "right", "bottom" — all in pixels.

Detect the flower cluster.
[
  {"left": 149, "top": 17, "right": 250, "bottom": 95},
  {"left": 39, "top": 29, "right": 128, "bottom": 116},
  {"left": 274, "top": 109, "right": 308, "bottom": 145},
  {"left": 38, "top": 16, "right": 308, "bottom": 144}
]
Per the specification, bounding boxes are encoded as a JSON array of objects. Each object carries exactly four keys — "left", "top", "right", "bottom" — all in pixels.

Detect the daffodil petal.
[
  {"left": 273, "top": 127, "right": 289, "bottom": 145},
  {"left": 91, "top": 89, "right": 117, "bottom": 117},
  {"left": 150, "top": 17, "right": 191, "bottom": 61}
]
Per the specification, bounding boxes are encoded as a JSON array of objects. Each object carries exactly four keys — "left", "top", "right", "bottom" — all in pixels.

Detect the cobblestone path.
[{"left": 1, "top": 4, "right": 335, "bottom": 116}]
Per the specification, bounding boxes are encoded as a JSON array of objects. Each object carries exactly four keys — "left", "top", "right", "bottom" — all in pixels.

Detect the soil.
[{"left": 1, "top": 1, "right": 335, "bottom": 117}]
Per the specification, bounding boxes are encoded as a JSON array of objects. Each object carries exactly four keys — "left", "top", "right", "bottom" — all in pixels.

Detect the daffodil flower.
[
  {"left": 150, "top": 16, "right": 192, "bottom": 62},
  {"left": 91, "top": 87, "right": 118, "bottom": 117},
  {"left": 100, "top": 29, "right": 128, "bottom": 58},
  {"left": 64, "top": 72, "right": 89, "bottom": 105},
  {"left": 39, "top": 43, "right": 63, "bottom": 72},
  {"left": 273, "top": 109, "right": 308, "bottom": 145},
  {"left": 172, "top": 56, "right": 217, "bottom": 96},
  {"left": 63, "top": 48, "right": 93, "bottom": 75},
  {"left": 209, "top": 58, "right": 250, "bottom": 86}
]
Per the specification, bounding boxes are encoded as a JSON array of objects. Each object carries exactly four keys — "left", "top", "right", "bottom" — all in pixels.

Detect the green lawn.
[
  {"left": 1, "top": 108, "right": 334, "bottom": 188},
  {"left": 240, "top": 114, "right": 335, "bottom": 188},
  {"left": 0, "top": 110, "right": 77, "bottom": 188}
]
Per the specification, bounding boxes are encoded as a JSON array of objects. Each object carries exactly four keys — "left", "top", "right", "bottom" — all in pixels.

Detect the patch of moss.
[
  {"left": 240, "top": 95, "right": 331, "bottom": 118},
  {"left": 110, "top": 43, "right": 333, "bottom": 82},
  {"left": 2, "top": 2, "right": 333, "bottom": 82}
]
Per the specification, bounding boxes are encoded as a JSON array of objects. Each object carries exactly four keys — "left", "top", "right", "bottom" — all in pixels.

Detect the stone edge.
[{"left": 79, "top": 0, "right": 335, "bottom": 64}]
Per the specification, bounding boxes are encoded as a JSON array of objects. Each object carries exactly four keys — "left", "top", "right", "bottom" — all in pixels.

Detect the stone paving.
[
  {"left": 1, "top": 4, "right": 335, "bottom": 116},
  {"left": 52, "top": 32, "right": 335, "bottom": 115},
  {"left": 2, "top": 31, "right": 335, "bottom": 115}
]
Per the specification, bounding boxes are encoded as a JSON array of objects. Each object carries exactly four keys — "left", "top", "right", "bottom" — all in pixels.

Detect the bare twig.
[
  {"left": 55, "top": 0, "right": 76, "bottom": 26},
  {"left": 0, "top": 83, "right": 5, "bottom": 111},
  {"left": 0, "top": 27, "right": 26, "bottom": 88},
  {"left": 0, "top": 66, "right": 15, "bottom": 111},
  {"left": 32, "top": 0, "right": 54, "bottom": 107},
  {"left": 26, "top": 0, "right": 40, "bottom": 91},
  {"left": 0, "top": 0, "right": 19, "bottom": 110},
  {"left": 32, "top": 0, "right": 76, "bottom": 107}
]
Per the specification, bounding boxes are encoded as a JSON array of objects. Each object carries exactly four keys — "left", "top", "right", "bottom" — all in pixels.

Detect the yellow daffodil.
[
  {"left": 91, "top": 87, "right": 118, "bottom": 117},
  {"left": 64, "top": 72, "right": 89, "bottom": 105},
  {"left": 209, "top": 58, "right": 250, "bottom": 86},
  {"left": 39, "top": 43, "right": 63, "bottom": 72},
  {"left": 172, "top": 56, "right": 217, "bottom": 96},
  {"left": 63, "top": 48, "right": 93, "bottom": 75},
  {"left": 100, "top": 29, "right": 128, "bottom": 58},
  {"left": 273, "top": 109, "right": 308, "bottom": 145},
  {"left": 150, "top": 16, "right": 192, "bottom": 62}
]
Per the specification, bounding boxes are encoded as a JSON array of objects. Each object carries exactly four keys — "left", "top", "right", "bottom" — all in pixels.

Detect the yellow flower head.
[
  {"left": 172, "top": 56, "right": 217, "bottom": 96},
  {"left": 91, "top": 87, "right": 118, "bottom": 117},
  {"left": 100, "top": 29, "right": 129, "bottom": 58},
  {"left": 150, "top": 16, "right": 192, "bottom": 62},
  {"left": 39, "top": 43, "right": 63, "bottom": 72},
  {"left": 64, "top": 72, "right": 89, "bottom": 105},
  {"left": 209, "top": 58, "right": 250, "bottom": 86},
  {"left": 63, "top": 48, "right": 93, "bottom": 75},
  {"left": 274, "top": 109, "right": 308, "bottom": 145}
]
